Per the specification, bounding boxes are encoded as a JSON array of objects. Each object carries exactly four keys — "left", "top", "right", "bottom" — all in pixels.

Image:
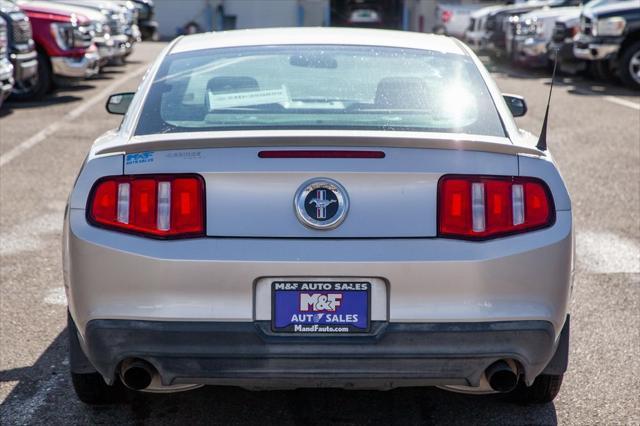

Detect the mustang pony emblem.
[
  {"left": 294, "top": 178, "right": 349, "bottom": 230},
  {"left": 308, "top": 190, "right": 337, "bottom": 219}
]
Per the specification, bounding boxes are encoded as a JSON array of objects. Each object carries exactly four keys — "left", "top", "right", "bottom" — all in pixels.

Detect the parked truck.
[
  {"left": 17, "top": 1, "right": 99, "bottom": 99},
  {"left": 0, "top": 15, "right": 14, "bottom": 107},
  {"left": 574, "top": 0, "right": 640, "bottom": 89},
  {"left": 0, "top": 0, "right": 38, "bottom": 100},
  {"left": 512, "top": 6, "right": 581, "bottom": 67}
]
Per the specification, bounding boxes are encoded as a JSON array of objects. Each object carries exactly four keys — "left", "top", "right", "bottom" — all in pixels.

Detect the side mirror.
[
  {"left": 503, "top": 94, "right": 527, "bottom": 117},
  {"left": 106, "top": 92, "right": 135, "bottom": 115}
]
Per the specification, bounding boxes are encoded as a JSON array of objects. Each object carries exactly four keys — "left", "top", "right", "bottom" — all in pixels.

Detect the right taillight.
[
  {"left": 438, "top": 175, "right": 554, "bottom": 240},
  {"left": 88, "top": 174, "right": 205, "bottom": 239}
]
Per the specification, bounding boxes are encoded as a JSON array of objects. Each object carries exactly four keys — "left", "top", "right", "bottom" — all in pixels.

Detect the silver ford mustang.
[{"left": 63, "top": 27, "right": 573, "bottom": 405}]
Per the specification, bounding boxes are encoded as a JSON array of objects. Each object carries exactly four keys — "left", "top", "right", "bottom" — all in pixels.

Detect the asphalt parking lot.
[{"left": 0, "top": 41, "right": 639, "bottom": 425}]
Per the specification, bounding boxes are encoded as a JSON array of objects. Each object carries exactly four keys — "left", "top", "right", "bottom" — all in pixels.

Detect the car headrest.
[
  {"left": 374, "top": 77, "right": 429, "bottom": 109},
  {"left": 207, "top": 76, "right": 259, "bottom": 94}
]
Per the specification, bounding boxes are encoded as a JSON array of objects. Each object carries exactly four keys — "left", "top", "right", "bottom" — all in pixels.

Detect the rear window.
[{"left": 135, "top": 45, "right": 505, "bottom": 137}]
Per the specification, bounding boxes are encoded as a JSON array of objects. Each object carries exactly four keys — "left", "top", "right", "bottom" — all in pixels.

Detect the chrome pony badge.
[{"left": 295, "top": 178, "right": 349, "bottom": 230}]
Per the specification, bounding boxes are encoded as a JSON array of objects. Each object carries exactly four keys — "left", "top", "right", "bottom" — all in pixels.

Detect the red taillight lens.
[
  {"left": 438, "top": 175, "right": 554, "bottom": 240},
  {"left": 88, "top": 175, "right": 205, "bottom": 238}
]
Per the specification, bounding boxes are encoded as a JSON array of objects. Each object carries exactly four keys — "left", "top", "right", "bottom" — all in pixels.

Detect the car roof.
[{"left": 170, "top": 27, "right": 468, "bottom": 56}]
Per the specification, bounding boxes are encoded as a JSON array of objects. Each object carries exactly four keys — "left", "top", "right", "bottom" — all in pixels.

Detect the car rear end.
[{"left": 64, "top": 30, "right": 572, "bottom": 398}]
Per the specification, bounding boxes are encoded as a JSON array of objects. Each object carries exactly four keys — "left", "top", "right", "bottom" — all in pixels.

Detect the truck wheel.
[
  {"left": 506, "top": 374, "right": 563, "bottom": 404},
  {"left": 11, "top": 51, "right": 51, "bottom": 101},
  {"left": 68, "top": 313, "right": 127, "bottom": 404},
  {"left": 618, "top": 41, "right": 640, "bottom": 90}
]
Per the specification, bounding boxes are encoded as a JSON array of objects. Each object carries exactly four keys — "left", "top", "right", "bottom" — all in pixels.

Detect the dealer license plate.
[{"left": 272, "top": 281, "right": 370, "bottom": 334}]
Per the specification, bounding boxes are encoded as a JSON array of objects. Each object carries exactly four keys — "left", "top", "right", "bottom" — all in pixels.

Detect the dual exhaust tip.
[
  {"left": 120, "top": 359, "right": 155, "bottom": 391},
  {"left": 485, "top": 360, "right": 519, "bottom": 393},
  {"left": 119, "top": 358, "right": 519, "bottom": 393}
]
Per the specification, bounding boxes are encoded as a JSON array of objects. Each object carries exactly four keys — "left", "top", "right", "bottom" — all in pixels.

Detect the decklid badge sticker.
[
  {"left": 294, "top": 178, "right": 349, "bottom": 230},
  {"left": 125, "top": 151, "right": 154, "bottom": 165}
]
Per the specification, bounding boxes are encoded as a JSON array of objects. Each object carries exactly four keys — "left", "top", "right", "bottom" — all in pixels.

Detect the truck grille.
[
  {"left": 552, "top": 22, "right": 568, "bottom": 43},
  {"left": 11, "top": 16, "right": 32, "bottom": 45}
]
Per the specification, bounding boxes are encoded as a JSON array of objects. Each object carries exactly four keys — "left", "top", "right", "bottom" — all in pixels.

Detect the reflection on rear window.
[{"left": 135, "top": 45, "right": 505, "bottom": 137}]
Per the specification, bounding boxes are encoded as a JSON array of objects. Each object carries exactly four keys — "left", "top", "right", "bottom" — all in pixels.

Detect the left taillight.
[
  {"left": 88, "top": 175, "right": 205, "bottom": 239},
  {"left": 438, "top": 175, "right": 554, "bottom": 240}
]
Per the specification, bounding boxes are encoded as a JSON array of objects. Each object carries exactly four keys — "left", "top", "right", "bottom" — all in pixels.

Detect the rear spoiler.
[{"left": 94, "top": 131, "right": 546, "bottom": 158}]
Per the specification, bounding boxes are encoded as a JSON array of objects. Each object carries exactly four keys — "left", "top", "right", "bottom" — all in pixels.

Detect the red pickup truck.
[{"left": 17, "top": 2, "right": 99, "bottom": 99}]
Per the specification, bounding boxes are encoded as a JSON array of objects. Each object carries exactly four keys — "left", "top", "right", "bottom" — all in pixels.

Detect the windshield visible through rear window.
[{"left": 135, "top": 45, "right": 505, "bottom": 137}]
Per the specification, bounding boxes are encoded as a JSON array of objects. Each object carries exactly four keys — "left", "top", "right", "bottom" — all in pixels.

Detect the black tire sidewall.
[{"left": 619, "top": 41, "right": 640, "bottom": 90}]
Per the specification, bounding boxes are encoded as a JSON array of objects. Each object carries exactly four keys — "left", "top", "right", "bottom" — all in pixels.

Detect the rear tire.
[
  {"left": 618, "top": 41, "right": 640, "bottom": 90},
  {"left": 71, "top": 371, "right": 128, "bottom": 405},
  {"left": 68, "top": 312, "right": 127, "bottom": 404},
  {"left": 506, "top": 374, "right": 563, "bottom": 404}
]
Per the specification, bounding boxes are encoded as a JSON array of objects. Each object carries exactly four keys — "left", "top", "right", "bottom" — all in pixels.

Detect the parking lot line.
[
  {"left": 602, "top": 96, "right": 640, "bottom": 111},
  {"left": 0, "top": 65, "right": 148, "bottom": 168}
]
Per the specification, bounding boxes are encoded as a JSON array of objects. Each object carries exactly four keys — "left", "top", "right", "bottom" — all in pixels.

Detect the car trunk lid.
[{"left": 121, "top": 141, "right": 520, "bottom": 238}]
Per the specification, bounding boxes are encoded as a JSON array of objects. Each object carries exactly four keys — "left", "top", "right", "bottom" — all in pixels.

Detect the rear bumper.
[
  {"left": 76, "top": 317, "right": 569, "bottom": 389},
  {"left": 66, "top": 208, "right": 573, "bottom": 335}
]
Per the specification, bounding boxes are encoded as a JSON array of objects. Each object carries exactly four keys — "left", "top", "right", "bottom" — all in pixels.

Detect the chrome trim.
[
  {"left": 84, "top": 52, "right": 100, "bottom": 78},
  {"left": 573, "top": 43, "right": 619, "bottom": 61},
  {"left": 0, "top": 59, "right": 14, "bottom": 80},
  {"left": 51, "top": 52, "right": 99, "bottom": 78},
  {"left": 294, "top": 178, "right": 349, "bottom": 230}
]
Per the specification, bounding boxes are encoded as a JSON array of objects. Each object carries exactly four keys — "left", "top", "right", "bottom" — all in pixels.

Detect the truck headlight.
[
  {"left": 594, "top": 17, "right": 626, "bottom": 37},
  {"left": 50, "top": 22, "right": 93, "bottom": 50},
  {"left": 50, "top": 22, "right": 75, "bottom": 50}
]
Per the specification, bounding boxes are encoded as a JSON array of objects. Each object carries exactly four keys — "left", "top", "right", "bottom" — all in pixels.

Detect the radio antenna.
[{"left": 536, "top": 48, "right": 559, "bottom": 151}]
